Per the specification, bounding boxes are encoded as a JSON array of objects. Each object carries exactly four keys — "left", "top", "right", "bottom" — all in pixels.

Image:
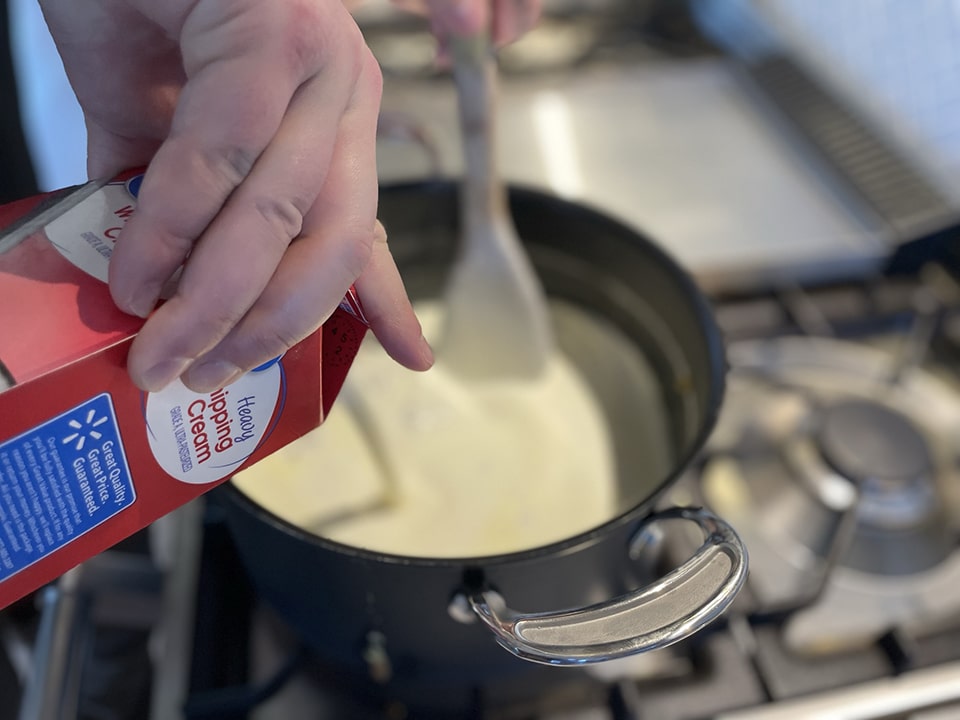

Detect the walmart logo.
[{"left": 62, "top": 409, "right": 109, "bottom": 451}]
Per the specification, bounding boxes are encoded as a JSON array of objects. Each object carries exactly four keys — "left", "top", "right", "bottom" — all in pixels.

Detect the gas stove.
[
  {"left": 620, "top": 268, "right": 960, "bottom": 720},
  {"left": 9, "top": 265, "right": 960, "bottom": 720},
  {"left": 221, "top": 265, "right": 960, "bottom": 720}
]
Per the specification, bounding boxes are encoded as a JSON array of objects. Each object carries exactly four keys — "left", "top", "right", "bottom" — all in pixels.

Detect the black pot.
[{"left": 215, "top": 181, "right": 744, "bottom": 689}]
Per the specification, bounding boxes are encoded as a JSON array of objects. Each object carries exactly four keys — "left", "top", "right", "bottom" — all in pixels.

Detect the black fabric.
[
  {"left": 0, "top": 642, "right": 21, "bottom": 720},
  {"left": 0, "top": 0, "right": 39, "bottom": 203}
]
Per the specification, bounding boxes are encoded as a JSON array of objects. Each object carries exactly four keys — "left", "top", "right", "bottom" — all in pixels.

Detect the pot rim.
[{"left": 218, "top": 180, "right": 728, "bottom": 568}]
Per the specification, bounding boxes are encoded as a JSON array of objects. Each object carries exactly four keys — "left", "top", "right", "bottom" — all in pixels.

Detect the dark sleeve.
[{"left": 0, "top": 0, "right": 39, "bottom": 203}]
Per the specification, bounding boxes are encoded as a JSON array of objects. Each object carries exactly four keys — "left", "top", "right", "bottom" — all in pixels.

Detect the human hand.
[
  {"left": 391, "top": 0, "right": 542, "bottom": 45},
  {"left": 39, "top": 0, "right": 433, "bottom": 393}
]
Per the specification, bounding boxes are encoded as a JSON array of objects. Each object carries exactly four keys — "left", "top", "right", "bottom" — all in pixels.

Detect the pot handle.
[{"left": 461, "top": 507, "right": 748, "bottom": 666}]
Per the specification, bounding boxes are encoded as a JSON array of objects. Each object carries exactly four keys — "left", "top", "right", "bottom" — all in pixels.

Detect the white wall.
[{"left": 9, "top": 0, "right": 87, "bottom": 190}]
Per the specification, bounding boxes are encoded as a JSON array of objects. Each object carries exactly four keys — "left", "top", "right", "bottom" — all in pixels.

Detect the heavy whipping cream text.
[
  {"left": 234, "top": 396, "right": 257, "bottom": 444},
  {"left": 186, "top": 390, "right": 259, "bottom": 464},
  {"left": 103, "top": 204, "right": 135, "bottom": 240},
  {"left": 145, "top": 363, "right": 283, "bottom": 485}
]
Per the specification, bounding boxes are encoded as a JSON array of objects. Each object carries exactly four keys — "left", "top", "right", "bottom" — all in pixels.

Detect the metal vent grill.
[{"left": 750, "top": 55, "right": 955, "bottom": 240}]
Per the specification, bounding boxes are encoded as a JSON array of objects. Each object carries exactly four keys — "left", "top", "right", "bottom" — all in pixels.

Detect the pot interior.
[{"left": 229, "top": 182, "right": 723, "bottom": 559}]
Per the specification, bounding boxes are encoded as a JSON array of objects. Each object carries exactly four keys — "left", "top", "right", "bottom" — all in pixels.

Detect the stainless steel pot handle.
[{"left": 461, "top": 507, "right": 748, "bottom": 666}]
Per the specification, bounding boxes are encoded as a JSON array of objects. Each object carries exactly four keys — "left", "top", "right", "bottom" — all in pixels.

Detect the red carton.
[{"left": 0, "top": 171, "right": 368, "bottom": 607}]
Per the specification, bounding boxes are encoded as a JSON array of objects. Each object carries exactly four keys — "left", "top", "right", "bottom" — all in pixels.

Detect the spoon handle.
[
  {"left": 441, "top": 32, "right": 554, "bottom": 379},
  {"left": 451, "top": 33, "right": 509, "bottom": 233}
]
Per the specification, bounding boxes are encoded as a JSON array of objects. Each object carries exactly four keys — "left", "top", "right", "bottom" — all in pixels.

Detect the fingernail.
[
  {"left": 140, "top": 357, "right": 192, "bottom": 392},
  {"left": 126, "top": 285, "right": 159, "bottom": 319},
  {"left": 184, "top": 360, "right": 243, "bottom": 393},
  {"left": 419, "top": 333, "right": 435, "bottom": 370}
]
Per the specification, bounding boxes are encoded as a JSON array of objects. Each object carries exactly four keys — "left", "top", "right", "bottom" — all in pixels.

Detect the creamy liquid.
[{"left": 232, "top": 304, "right": 618, "bottom": 558}]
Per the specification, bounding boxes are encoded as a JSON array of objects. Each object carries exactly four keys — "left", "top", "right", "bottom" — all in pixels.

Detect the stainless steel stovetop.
[{"left": 11, "top": 265, "right": 960, "bottom": 720}]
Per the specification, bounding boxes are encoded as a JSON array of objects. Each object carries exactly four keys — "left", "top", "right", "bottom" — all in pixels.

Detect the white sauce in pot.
[{"left": 231, "top": 304, "right": 618, "bottom": 558}]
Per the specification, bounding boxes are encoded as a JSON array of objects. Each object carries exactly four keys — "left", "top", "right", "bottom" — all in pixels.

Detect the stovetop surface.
[
  {"left": 170, "top": 267, "right": 960, "bottom": 720},
  {"left": 5, "top": 274, "right": 960, "bottom": 720}
]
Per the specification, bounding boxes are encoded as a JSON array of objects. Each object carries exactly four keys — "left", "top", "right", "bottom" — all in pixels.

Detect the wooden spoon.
[{"left": 437, "top": 32, "right": 554, "bottom": 381}]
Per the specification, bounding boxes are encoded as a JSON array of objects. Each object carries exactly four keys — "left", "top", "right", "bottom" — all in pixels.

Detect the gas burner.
[
  {"left": 804, "top": 399, "right": 951, "bottom": 576},
  {"left": 817, "top": 399, "right": 933, "bottom": 492},
  {"left": 698, "top": 336, "right": 960, "bottom": 655}
]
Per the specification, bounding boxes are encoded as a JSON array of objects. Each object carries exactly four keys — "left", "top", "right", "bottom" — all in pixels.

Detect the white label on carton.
[
  {"left": 44, "top": 177, "right": 140, "bottom": 282},
  {"left": 144, "top": 359, "right": 285, "bottom": 485}
]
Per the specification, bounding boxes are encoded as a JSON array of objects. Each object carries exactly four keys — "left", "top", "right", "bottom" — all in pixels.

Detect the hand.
[
  {"left": 391, "top": 0, "right": 542, "bottom": 44},
  {"left": 39, "top": 0, "right": 434, "bottom": 393}
]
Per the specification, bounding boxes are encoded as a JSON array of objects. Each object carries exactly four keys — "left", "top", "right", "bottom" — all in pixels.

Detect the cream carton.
[{"left": 0, "top": 171, "right": 367, "bottom": 607}]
